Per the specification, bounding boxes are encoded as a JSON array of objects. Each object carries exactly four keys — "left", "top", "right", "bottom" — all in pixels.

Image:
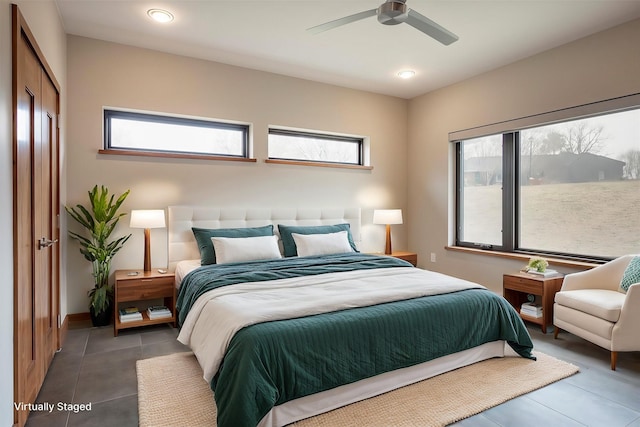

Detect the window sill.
[
  {"left": 445, "top": 245, "right": 600, "bottom": 270},
  {"left": 265, "top": 159, "right": 373, "bottom": 170},
  {"left": 98, "top": 149, "right": 257, "bottom": 163}
]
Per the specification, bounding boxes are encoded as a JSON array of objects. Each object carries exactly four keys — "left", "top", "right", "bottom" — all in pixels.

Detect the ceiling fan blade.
[
  {"left": 307, "top": 8, "right": 377, "bottom": 35},
  {"left": 405, "top": 9, "right": 459, "bottom": 45}
]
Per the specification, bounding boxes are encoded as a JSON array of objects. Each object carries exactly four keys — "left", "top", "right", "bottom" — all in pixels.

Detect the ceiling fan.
[{"left": 307, "top": 0, "right": 459, "bottom": 45}]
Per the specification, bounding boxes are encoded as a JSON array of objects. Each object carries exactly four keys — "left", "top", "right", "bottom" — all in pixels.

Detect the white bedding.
[
  {"left": 177, "top": 266, "right": 485, "bottom": 383},
  {"left": 174, "top": 259, "right": 200, "bottom": 288}
]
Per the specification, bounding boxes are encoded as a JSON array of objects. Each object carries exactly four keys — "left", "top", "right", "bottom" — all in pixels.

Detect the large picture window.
[
  {"left": 103, "top": 109, "right": 250, "bottom": 159},
  {"left": 454, "top": 100, "right": 640, "bottom": 261}
]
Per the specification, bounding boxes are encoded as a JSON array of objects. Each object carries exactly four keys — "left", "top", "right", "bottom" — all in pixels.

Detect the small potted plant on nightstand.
[
  {"left": 66, "top": 185, "right": 131, "bottom": 326},
  {"left": 526, "top": 256, "right": 549, "bottom": 273}
]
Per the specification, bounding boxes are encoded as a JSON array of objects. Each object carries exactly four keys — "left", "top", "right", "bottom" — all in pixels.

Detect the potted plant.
[
  {"left": 66, "top": 185, "right": 131, "bottom": 326},
  {"left": 526, "top": 256, "right": 549, "bottom": 273}
]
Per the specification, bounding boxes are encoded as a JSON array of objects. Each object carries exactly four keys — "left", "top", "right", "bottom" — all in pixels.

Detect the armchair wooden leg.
[
  {"left": 554, "top": 326, "right": 560, "bottom": 339},
  {"left": 611, "top": 351, "right": 617, "bottom": 371}
]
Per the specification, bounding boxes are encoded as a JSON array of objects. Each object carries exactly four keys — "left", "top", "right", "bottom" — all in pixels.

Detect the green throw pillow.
[
  {"left": 192, "top": 225, "right": 274, "bottom": 265},
  {"left": 278, "top": 223, "right": 358, "bottom": 257},
  {"left": 620, "top": 256, "right": 640, "bottom": 293}
]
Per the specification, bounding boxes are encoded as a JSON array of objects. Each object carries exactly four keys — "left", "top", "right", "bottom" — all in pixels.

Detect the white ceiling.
[{"left": 55, "top": 0, "right": 640, "bottom": 99}]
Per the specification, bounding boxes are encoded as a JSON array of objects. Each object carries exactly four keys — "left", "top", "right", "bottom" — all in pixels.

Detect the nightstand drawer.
[
  {"left": 117, "top": 279, "right": 173, "bottom": 301},
  {"left": 503, "top": 276, "right": 541, "bottom": 294}
]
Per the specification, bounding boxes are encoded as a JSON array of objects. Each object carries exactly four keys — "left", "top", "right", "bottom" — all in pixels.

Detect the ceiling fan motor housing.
[{"left": 377, "top": 0, "right": 408, "bottom": 25}]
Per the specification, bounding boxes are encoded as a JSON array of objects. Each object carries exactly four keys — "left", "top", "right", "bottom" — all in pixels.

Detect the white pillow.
[
  {"left": 211, "top": 235, "right": 282, "bottom": 264},
  {"left": 291, "top": 231, "right": 354, "bottom": 257}
]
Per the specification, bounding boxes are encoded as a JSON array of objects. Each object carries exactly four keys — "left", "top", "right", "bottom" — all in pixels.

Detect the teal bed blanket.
[{"left": 176, "top": 253, "right": 534, "bottom": 427}]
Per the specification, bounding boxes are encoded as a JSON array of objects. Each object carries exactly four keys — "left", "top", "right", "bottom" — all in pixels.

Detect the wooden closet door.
[
  {"left": 13, "top": 5, "right": 60, "bottom": 427},
  {"left": 37, "top": 69, "right": 59, "bottom": 379},
  {"left": 15, "top": 25, "right": 43, "bottom": 412}
]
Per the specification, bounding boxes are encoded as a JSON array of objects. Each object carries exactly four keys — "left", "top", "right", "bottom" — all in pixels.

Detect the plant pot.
[{"left": 90, "top": 301, "right": 113, "bottom": 327}]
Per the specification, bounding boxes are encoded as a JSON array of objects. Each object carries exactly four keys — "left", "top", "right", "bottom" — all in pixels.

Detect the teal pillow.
[
  {"left": 192, "top": 225, "right": 274, "bottom": 265},
  {"left": 620, "top": 256, "right": 640, "bottom": 293},
  {"left": 278, "top": 223, "right": 358, "bottom": 257}
]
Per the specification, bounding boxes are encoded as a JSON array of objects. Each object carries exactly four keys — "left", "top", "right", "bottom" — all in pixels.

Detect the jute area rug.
[{"left": 137, "top": 351, "right": 578, "bottom": 427}]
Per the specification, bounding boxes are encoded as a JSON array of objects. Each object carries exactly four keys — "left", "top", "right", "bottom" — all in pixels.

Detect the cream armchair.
[{"left": 554, "top": 255, "right": 640, "bottom": 370}]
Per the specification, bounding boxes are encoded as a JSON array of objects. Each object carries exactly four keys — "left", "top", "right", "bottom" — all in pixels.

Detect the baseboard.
[{"left": 67, "top": 312, "right": 91, "bottom": 322}]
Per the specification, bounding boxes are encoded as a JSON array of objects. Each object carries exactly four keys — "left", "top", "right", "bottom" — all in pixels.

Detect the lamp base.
[
  {"left": 143, "top": 228, "right": 151, "bottom": 272},
  {"left": 384, "top": 224, "right": 392, "bottom": 255}
]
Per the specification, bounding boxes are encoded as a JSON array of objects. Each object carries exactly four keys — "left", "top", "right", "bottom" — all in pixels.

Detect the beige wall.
[
  {"left": 407, "top": 18, "right": 640, "bottom": 293},
  {"left": 0, "top": 0, "right": 66, "bottom": 423},
  {"left": 65, "top": 36, "right": 409, "bottom": 314}
]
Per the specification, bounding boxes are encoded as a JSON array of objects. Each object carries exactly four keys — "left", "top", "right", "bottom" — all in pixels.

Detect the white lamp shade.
[
  {"left": 373, "top": 209, "right": 403, "bottom": 225},
  {"left": 129, "top": 209, "right": 166, "bottom": 229}
]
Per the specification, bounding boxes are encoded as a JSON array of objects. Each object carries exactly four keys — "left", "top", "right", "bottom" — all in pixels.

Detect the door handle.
[{"left": 38, "top": 237, "right": 58, "bottom": 250}]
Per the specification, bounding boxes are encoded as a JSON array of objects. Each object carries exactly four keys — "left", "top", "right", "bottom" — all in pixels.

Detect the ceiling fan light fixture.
[
  {"left": 147, "top": 8, "right": 174, "bottom": 23},
  {"left": 397, "top": 70, "right": 416, "bottom": 79}
]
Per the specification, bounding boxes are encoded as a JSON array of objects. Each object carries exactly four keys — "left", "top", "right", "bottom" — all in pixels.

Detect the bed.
[{"left": 169, "top": 206, "right": 534, "bottom": 427}]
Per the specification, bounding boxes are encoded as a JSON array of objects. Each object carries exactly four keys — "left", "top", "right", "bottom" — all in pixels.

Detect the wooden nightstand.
[
  {"left": 370, "top": 251, "right": 417, "bottom": 266},
  {"left": 113, "top": 269, "right": 176, "bottom": 337},
  {"left": 503, "top": 272, "right": 564, "bottom": 333}
]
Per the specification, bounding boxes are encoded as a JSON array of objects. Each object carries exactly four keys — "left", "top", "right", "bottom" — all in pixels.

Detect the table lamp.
[
  {"left": 130, "top": 209, "right": 166, "bottom": 272},
  {"left": 373, "top": 209, "right": 403, "bottom": 255}
]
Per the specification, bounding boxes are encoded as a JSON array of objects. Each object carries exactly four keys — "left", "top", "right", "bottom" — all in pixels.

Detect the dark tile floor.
[
  {"left": 25, "top": 321, "right": 640, "bottom": 427},
  {"left": 25, "top": 321, "right": 190, "bottom": 427}
]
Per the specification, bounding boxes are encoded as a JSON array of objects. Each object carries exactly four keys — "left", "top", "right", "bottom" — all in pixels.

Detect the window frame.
[
  {"left": 452, "top": 93, "right": 640, "bottom": 263},
  {"left": 267, "top": 127, "right": 368, "bottom": 168},
  {"left": 102, "top": 108, "right": 252, "bottom": 160}
]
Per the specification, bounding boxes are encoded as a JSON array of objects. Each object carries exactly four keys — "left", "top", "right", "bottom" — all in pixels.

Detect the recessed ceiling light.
[
  {"left": 397, "top": 70, "right": 416, "bottom": 79},
  {"left": 147, "top": 8, "right": 174, "bottom": 23}
]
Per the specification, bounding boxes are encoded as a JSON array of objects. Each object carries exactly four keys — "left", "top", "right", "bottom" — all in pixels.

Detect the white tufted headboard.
[{"left": 167, "top": 206, "right": 361, "bottom": 270}]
